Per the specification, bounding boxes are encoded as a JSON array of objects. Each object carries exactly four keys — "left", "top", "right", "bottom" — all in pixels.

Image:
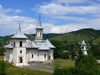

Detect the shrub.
[{"left": 0, "top": 61, "right": 6, "bottom": 75}]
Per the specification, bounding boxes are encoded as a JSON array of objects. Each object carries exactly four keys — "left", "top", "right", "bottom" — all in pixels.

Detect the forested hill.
[
  {"left": 0, "top": 33, "right": 62, "bottom": 43},
  {"left": 1, "top": 28, "right": 100, "bottom": 45},
  {"left": 50, "top": 28, "right": 100, "bottom": 45}
]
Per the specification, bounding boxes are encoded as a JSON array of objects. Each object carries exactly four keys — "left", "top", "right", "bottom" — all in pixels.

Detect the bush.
[
  {"left": 0, "top": 61, "right": 6, "bottom": 75},
  {"left": 53, "top": 67, "right": 100, "bottom": 75},
  {"left": 0, "top": 47, "right": 6, "bottom": 55},
  {"left": 60, "top": 52, "right": 69, "bottom": 59},
  {"left": 95, "top": 56, "right": 100, "bottom": 59}
]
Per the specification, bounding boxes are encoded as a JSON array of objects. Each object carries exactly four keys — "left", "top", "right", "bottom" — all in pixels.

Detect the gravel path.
[{"left": 18, "top": 62, "right": 55, "bottom": 73}]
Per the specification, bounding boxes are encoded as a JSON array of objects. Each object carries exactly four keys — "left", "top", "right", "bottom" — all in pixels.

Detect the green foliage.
[
  {"left": 60, "top": 52, "right": 69, "bottom": 59},
  {"left": 0, "top": 61, "right": 6, "bottom": 75},
  {"left": 75, "top": 49, "right": 98, "bottom": 71},
  {"left": 0, "top": 47, "right": 6, "bottom": 55},
  {"left": 71, "top": 50, "right": 76, "bottom": 59},
  {"left": 53, "top": 67, "right": 100, "bottom": 75},
  {"left": 90, "top": 45, "right": 100, "bottom": 59},
  {"left": 50, "top": 40, "right": 64, "bottom": 58}
]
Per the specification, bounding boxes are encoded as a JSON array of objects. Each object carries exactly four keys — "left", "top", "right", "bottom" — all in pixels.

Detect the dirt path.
[{"left": 18, "top": 62, "right": 55, "bottom": 73}]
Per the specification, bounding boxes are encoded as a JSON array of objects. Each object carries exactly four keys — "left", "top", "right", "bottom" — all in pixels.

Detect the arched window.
[
  {"left": 14, "top": 41, "right": 15, "bottom": 47},
  {"left": 40, "top": 32, "right": 41, "bottom": 36},
  {"left": 20, "top": 41, "right": 22, "bottom": 47},
  {"left": 32, "top": 54, "right": 33, "bottom": 58},
  {"left": 82, "top": 46, "right": 84, "bottom": 49},
  {"left": 44, "top": 54, "right": 46, "bottom": 58},
  {"left": 20, "top": 50, "right": 22, "bottom": 54}
]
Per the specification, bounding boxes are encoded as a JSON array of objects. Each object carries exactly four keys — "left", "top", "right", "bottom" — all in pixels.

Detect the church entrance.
[
  {"left": 19, "top": 57, "right": 23, "bottom": 63},
  {"left": 49, "top": 55, "right": 51, "bottom": 60}
]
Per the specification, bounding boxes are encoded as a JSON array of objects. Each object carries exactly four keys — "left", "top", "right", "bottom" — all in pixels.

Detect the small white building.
[
  {"left": 4, "top": 15, "right": 55, "bottom": 66},
  {"left": 81, "top": 40, "right": 87, "bottom": 55}
]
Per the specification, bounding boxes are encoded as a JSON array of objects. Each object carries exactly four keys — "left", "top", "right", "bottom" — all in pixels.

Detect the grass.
[
  {"left": 54, "top": 59, "right": 75, "bottom": 68},
  {"left": 0, "top": 56, "right": 52, "bottom": 75},
  {"left": 0, "top": 56, "right": 75, "bottom": 75}
]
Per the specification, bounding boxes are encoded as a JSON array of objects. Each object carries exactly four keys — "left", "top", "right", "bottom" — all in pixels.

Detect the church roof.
[
  {"left": 38, "top": 43, "right": 50, "bottom": 50},
  {"left": 5, "top": 42, "right": 13, "bottom": 48},
  {"left": 36, "top": 14, "right": 43, "bottom": 29},
  {"left": 11, "top": 25, "right": 27, "bottom": 39},
  {"left": 81, "top": 40, "right": 87, "bottom": 45},
  {"left": 46, "top": 39, "right": 55, "bottom": 48},
  {"left": 26, "top": 40, "right": 37, "bottom": 48}
]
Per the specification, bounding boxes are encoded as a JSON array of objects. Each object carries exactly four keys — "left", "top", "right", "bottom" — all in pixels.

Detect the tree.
[
  {"left": 90, "top": 45, "right": 100, "bottom": 59},
  {"left": 71, "top": 50, "right": 76, "bottom": 59},
  {"left": 0, "top": 47, "right": 6, "bottom": 55},
  {"left": 50, "top": 40, "right": 63, "bottom": 58},
  {"left": 75, "top": 49, "right": 98, "bottom": 71}
]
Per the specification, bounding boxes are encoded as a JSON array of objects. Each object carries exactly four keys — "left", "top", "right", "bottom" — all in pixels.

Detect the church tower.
[
  {"left": 11, "top": 24, "right": 28, "bottom": 65},
  {"left": 81, "top": 40, "right": 87, "bottom": 55},
  {"left": 35, "top": 14, "right": 43, "bottom": 41}
]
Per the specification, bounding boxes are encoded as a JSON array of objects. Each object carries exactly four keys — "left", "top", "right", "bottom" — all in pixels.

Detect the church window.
[
  {"left": 44, "top": 54, "right": 46, "bottom": 58},
  {"left": 20, "top": 50, "right": 22, "bottom": 54},
  {"left": 32, "top": 54, "right": 33, "bottom": 58},
  {"left": 20, "top": 41, "right": 22, "bottom": 47},
  {"left": 82, "top": 46, "right": 84, "bottom": 49},
  {"left": 14, "top": 41, "right": 15, "bottom": 47}
]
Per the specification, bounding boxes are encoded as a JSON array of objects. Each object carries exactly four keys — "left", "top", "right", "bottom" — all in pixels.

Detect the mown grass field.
[
  {"left": 54, "top": 59, "right": 75, "bottom": 68},
  {"left": 0, "top": 56, "right": 75, "bottom": 75}
]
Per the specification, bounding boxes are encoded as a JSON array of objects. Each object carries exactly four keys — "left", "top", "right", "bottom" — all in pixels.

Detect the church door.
[
  {"left": 49, "top": 55, "right": 51, "bottom": 60},
  {"left": 19, "top": 57, "right": 23, "bottom": 63}
]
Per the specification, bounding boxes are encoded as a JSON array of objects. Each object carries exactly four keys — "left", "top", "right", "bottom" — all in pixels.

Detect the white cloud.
[
  {"left": 33, "top": 0, "right": 100, "bottom": 16},
  {"left": 15, "top": 9, "right": 22, "bottom": 13}
]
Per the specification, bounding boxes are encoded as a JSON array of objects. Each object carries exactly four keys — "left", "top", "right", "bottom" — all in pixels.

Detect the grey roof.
[
  {"left": 38, "top": 43, "right": 50, "bottom": 50},
  {"left": 26, "top": 40, "right": 37, "bottom": 48},
  {"left": 81, "top": 40, "right": 87, "bottom": 45},
  {"left": 5, "top": 42, "right": 13, "bottom": 48},
  {"left": 11, "top": 26, "right": 27, "bottom": 39},
  {"left": 36, "top": 15, "right": 43, "bottom": 29},
  {"left": 46, "top": 39, "right": 55, "bottom": 48},
  {"left": 5, "top": 39, "right": 55, "bottom": 50}
]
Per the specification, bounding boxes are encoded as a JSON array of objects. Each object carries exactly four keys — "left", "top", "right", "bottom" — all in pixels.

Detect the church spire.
[
  {"left": 11, "top": 23, "right": 27, "bottom": 39},
  {"left": 36, "top": 14, "right": 43, "bottom": 29},
  {"left": 35, "top": 14, "right": 43, "bottom": 40},
  {"left": 19, "top": 23, "right": 21, "bottom": 29}
]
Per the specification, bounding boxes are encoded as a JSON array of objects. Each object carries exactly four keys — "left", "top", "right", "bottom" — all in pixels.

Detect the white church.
[{"left": 4, "top": 15, "right": 55, "bottom": 66}]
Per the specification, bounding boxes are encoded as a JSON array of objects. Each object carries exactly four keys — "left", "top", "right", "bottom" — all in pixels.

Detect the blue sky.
[{"left": 0, "top": 0, "right": 100, "bottom": 36}]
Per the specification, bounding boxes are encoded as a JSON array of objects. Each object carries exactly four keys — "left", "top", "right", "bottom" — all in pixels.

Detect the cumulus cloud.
[
  {"left": 33, "top": 0, "right": 100, "bottom": 16},
  {"left": 15, "top": 9, "right": 22, "bottom": 13}
]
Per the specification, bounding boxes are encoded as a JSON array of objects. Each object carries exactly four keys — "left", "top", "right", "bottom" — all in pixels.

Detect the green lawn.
[
  {"left": 0, "top": 56, "right": 75, "bottom": 75},
  {"left": 54, "top": 59, "right": 75, "bottom": 68},
  {"left": 0, "top": 56, "right": 52, "bottom": 75}
]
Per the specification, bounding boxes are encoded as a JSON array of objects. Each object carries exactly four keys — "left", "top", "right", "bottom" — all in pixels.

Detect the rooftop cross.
[
  {"left": 19, "top": 23, "right": 20, "bottom": 29},
  {"left": 39, "top": 14, "right": 41, "bottom": 19}
]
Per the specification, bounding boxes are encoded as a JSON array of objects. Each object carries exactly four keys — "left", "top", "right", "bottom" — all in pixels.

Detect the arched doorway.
[
  {"left": 49, "top": 55, "right": 51, "bottom": 60},
  {"left": 19, "top": 57, "right": 23, "bottom": 63}
]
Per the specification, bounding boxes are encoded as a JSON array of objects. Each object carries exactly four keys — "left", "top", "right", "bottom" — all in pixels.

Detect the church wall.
[
  {"left": 5, "top": 49, "right": 10, "bottom": 62},
  {"left": 9, "top": 49, "right": 13, "bottom": 63},
  {"left": 38, "top": 50, "right": 49, "bottom": 62},
  {"left": 28, "top": 49, "right": 38, "bottom": 62},
  {"left": 49, "top": 49, "right": 54, "bottom": 60},
  {"left": 15, "top": 48, "right": 27, "bottom": 64},
  {"left": 13, "top": 39, "right": 26, "bottom": 48}
]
